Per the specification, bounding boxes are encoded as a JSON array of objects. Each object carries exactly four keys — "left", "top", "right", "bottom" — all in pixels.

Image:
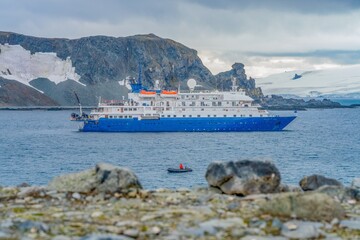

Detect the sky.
[{"left": 1, "top": 0, "right": 360, "bottom": 78}]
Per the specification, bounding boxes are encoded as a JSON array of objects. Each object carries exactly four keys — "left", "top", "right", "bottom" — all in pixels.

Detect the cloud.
[{"left": 1, "top": 0, "right": 360, "bottom": 77}]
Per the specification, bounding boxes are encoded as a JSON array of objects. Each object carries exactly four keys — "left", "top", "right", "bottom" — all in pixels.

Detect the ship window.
[
  {"left": 189, "top": 115, "right": 192, "bottom": 117},
  {"left": 201, "top": 108, "right": 204, "bottom": 111},
  {"left": 224, "top": 115, "right": 227, "bottom": 117},
  {"left": 214, "top": 115, "right": 217, "bottom": 117},
  {"left": 129, "top": 115, "right": 132, "bottom": 118},
  {"left": 124, "top": 116, "right": 128, "bottom": 118},
  {"left": 161, "top": 115, "right": 165, "bottom": 117},
  {"left": 249, "top": 114, "right": 252, "bottom": 117},
  {"left": 218, "top": 102, "right": 222, "bottom": 106},
  {"left": 208, "top": 115, "right": 210, "bottom": 117},
  {"left": 119, "top": 116, "right": 123, "bottom": 118},
  {"left": 124, "top": 108, "right": 128, "bottom": 111},
  {"left": 182, "top": 102, "right": 185, "bottom": 106},
  {"left": 109, "top": 116, "right": 113, "bottom": 118},
  {"left": 233, "top": 115, "right": 236, "bottom": 117},
  {"left": 183, "top": 115, "right": 186, "bottom": 117},
  {"left": 167, "top": 115, "right": 171, "bottom": 117},
  {"left": 260, "top": 114, "right": 263, "bottom": 117},
  {"left": 173, "top": 115, "right": 176, "bottom": 117},
  {"left": 197, "top": 115, "right": 200, "bottom": 117}
]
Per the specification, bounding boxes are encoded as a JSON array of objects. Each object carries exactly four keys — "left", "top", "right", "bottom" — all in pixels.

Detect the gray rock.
[
  {"left": 48, "top": 163, "right": 142, "bottom": 193},
  {"left": 276, "top": 183, "right": 302, "bottom": 193},
  {"left": 17, "top": 186, "right": 46, "bottom": 198},
  {"left": 241, "top": 236, "right": 287, "bottom": 240},
  {"left": 0, "top": 231, "right": 13, "bottom": 239},
  {"left": 271, "top": 218, "right": 283, "bottom": 230},
  {"left": 281, "top": 220, "right": 323, "bottom": 239},
  {"left": 299, "top": 174, "right": 342, "bottom": 191},
  {"left": 315, "top": 185, "right": 360, "bottom": 202},
  {"left": 72, "top": 192, "right": 82, "bottom": 200},
  {"left": 339, "top": 220, "right": 360, "bottom": 230},
  {"left": 183, "top": 218, "right": 245, "bottom": 237},
  {"left": 52, "top": 236, "right": 72, "bottom": 240},
  {"left": 123, "top": 229, "right": 139, "bottom": 238},
  {"left": 95, "top": 163, "right": 142, "bottom": 193},
  {"left": 351, "top": 178, "right": 360, "bottom": 190},
  {"left": 258, "top": 192, "right": 345, "bottom": 221},
  {"left": 205, "top": 160, "right": 281, "bottom": 195},
  {"left": 16, "top": 220, "right": 49, "bottom": 233},
  {"left": 80, "top": 234, "right": 132, "bottom": 240}
]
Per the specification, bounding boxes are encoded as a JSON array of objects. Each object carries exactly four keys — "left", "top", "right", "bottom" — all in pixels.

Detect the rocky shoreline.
[{"left": 1, "top": 161, "right": 360, "bottom": 239}]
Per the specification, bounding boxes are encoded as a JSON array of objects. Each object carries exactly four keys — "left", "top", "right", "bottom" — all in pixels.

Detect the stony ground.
[{"left": 1, "top": 186, "right": 360, "bottom": 240}]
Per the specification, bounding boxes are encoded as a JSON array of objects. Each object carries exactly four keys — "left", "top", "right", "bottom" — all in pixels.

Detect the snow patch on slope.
[
  {"left": 256, "top": 65, "right": 360, "bottom": 98},
  {"left": 0, "top": 44, "right": 83, "bottom": 87}
]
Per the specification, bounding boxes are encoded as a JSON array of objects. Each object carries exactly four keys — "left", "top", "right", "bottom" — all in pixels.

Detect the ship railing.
[{"left": 99, "top": 100, "right": 139, "bottom": 107}]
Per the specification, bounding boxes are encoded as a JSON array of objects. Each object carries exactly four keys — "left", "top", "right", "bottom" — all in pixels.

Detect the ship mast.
[
  {"left": 74, "top": 91, "right": 83, "bottom": 116},
  {"left": 231, "top": 77, "right": 238, "bottom": 92}
]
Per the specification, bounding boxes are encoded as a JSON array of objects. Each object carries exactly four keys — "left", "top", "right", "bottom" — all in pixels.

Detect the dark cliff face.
[
  {"left": 0, "top": 78, "right": 58, "bottom": 106},
  {"left": 0, "top": 32, "right": 214, "bottom": 106}
]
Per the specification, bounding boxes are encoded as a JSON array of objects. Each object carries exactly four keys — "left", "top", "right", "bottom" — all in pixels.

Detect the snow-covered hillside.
[
  {"left": 256, "top": 65, "right": 360, "bottom": 98},
  {"left": 0, "top": 44, "right": 83, "bottom": 87}
]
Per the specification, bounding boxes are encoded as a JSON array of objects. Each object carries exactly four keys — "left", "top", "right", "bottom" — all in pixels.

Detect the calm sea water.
[{"left": 0, "top": 108, "right": 359, "bottom": 189}]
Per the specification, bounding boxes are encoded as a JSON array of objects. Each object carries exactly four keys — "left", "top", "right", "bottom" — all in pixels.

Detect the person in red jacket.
[{"left": 179, "top": 163, "right": 184, "bottom": 169}]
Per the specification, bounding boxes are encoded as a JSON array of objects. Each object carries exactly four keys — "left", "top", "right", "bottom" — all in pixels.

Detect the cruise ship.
[{"left": 71, "top": 78, "right": 296, "bottom": 132}]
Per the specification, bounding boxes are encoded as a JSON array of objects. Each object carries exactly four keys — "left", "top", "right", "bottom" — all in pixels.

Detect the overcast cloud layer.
[{"left": 1, "top": 0, "right": 360, "bottom": 77}]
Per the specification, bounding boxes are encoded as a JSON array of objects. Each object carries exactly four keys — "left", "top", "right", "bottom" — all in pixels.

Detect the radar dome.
[{"left": 187, "top": 78, "right": 197, "bottom": 91}]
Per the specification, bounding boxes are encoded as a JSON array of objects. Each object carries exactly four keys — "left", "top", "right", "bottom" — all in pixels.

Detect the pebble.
[
  {"left": 123, "top": 229, "right": 139, "bottom": 238},
  {"left": 281, "top": 220, "right": 323, "bottom": 239},
  {"left": 72, "top": 192, "right": 81, "bottom": 200},
  {"left": 339, "top": 219, "right": 360, "bottom": 230},
  {"left": 90, "top": 211, "right": 103, "bottom": 218}
]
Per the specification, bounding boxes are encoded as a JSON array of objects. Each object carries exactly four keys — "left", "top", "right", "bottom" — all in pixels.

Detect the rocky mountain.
[
  {"left": 0, "top": 32, "right": 216, "bottom": 106},
  {"left": 0, "top": 32, "right": 342, "bottom": 109},
  {"left": 214, "top": 63, "right": 263, "bottom": 100}
]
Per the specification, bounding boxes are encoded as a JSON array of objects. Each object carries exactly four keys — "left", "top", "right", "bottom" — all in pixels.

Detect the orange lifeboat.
[
  {"left": 140, "top": 90, "right": 156, "bottom": 95},
  {"left": 161, "top": 90, "right": 177, "bottom": 95}
]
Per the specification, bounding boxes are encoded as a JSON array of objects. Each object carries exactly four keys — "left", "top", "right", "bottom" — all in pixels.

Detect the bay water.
[{"left": 0, "top": 108, "right": 359, "bottom": 189}]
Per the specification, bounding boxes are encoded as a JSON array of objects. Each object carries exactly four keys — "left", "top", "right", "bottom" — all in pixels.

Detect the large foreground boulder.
[
  {"left": 205, "top": 160, "right": 281, "bottom": 195},
  {"left": 299, "top": 174, "right": 342, "bottom": 191},
  {"left": 258, "top": 192, "right": 345, "bottom": 221},
  {"left": 315, "top": 185, "right": 360, "bottom": 202},
  {"left": 48, "top": 163, "right": 142, "bottom": 193}
]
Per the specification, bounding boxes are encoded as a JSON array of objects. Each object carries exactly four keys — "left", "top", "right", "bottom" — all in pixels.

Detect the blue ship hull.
[{"left": 80, "top": 116, "right": 296, "bottom": 132}]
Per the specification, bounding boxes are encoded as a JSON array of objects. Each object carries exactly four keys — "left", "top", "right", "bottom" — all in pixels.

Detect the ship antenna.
[{"left": 74, "top": 91, "right": 83, "bottom": 116}]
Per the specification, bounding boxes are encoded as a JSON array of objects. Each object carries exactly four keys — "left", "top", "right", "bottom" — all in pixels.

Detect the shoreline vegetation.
[{"left": 1, "top": 161, "right": 360, "bottom": 239}]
